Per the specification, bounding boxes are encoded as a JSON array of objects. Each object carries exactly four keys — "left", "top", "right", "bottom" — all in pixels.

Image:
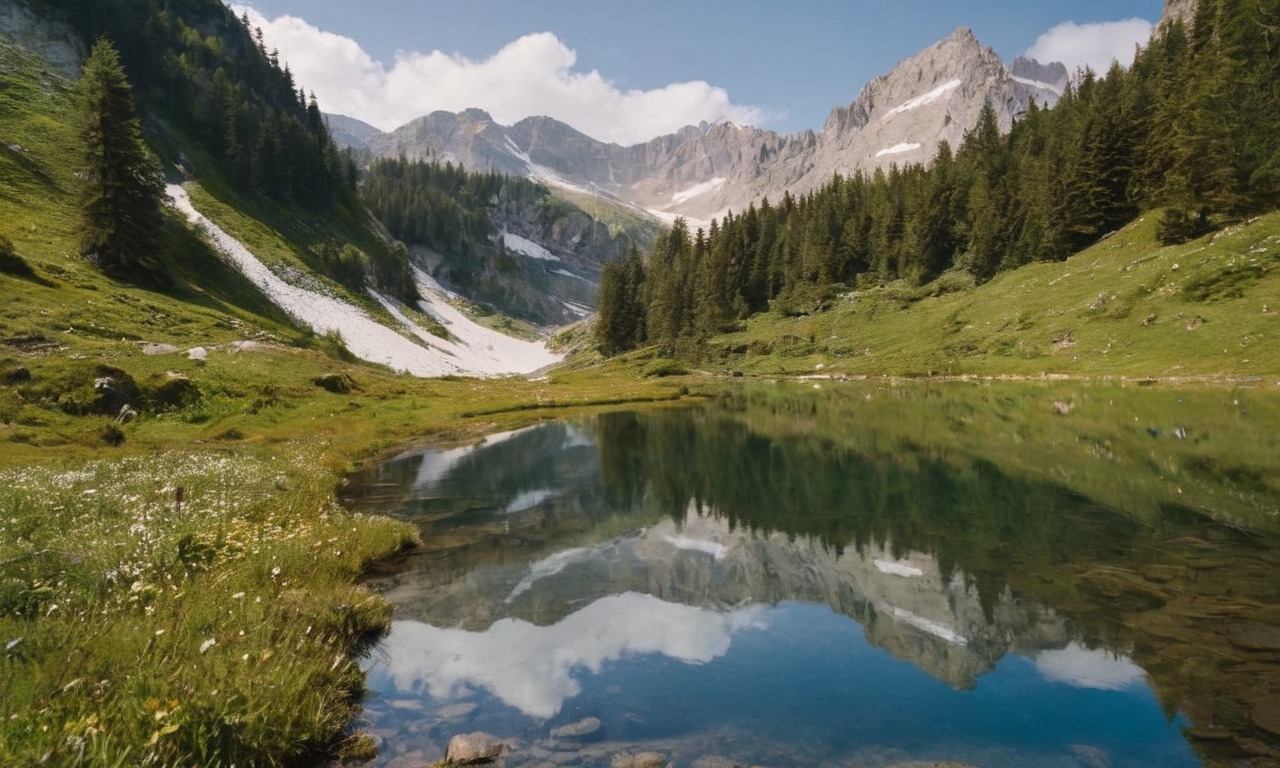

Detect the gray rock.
[
  {"left": 446, "top": 731, "right": 507, "bottom": 764},
  {"left": 549, "top": 717, "right": 601, "bottom": 739},
  {"left": 610, "top": 752, "right": 667, "bottom": 768}
]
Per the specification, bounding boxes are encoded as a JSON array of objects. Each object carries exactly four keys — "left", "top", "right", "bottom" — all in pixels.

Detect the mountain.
[
  {"left": 323, "top": 113, "right": 382, "bottom": 150},
  {"left": 333, "top": 27, "right": 1066, "bottom": 224}
]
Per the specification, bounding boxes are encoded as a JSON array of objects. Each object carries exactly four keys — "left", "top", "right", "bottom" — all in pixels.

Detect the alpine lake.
[{"left": 341, "top": 380, "right": 1280, "bottom": 768}]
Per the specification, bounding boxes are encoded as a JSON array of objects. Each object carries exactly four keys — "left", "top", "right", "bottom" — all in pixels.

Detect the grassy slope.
[
  {"left": 710, "top": 213, "right": 1280, "bottom": 379},
  {"left": 0, "top": 39, "right": 680, "bottom": 767}
]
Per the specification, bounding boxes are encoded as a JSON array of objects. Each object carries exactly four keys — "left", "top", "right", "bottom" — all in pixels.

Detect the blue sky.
[{"left": 238, "top": 0, "right": 1165, "bottom": 143}]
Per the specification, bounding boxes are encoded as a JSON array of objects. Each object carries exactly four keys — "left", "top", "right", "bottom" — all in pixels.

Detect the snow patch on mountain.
[
  {"left": 671, "top": 177, "right": 727, "bottom": 204},
  {"left": 885, "top": 79, "right": 962, "bottom": 117},
  {"left": 876, "top": 142, "right": 922, "bottom": 157},
  {"left": 1012, "top": 75, "right": 1065, "bottom": 95},
  {"left": 503, "top": 232, "right": 559, "bottom": 261}
]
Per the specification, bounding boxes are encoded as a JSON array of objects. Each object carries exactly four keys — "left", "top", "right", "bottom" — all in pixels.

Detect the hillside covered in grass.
[{"left": 707, "top": 212, "right": 1279, "bottom": 378}]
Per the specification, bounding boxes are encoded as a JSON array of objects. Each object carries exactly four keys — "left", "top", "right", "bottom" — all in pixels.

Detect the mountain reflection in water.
[{"left": 344, "top": 383, "right": 1280, "bottom": 767}]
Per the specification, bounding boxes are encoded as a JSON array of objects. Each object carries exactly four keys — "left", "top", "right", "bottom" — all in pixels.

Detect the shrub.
[
  {"left": 641, "top": 359, "right": 687, "bottom": 378},
  {"left": 99, "top": 423, "right": 126, "bottom": 446}
]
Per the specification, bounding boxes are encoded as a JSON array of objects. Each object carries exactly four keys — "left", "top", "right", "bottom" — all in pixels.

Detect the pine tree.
[{"left": 77, "top": 38, "right": 165, "bottom": 278}]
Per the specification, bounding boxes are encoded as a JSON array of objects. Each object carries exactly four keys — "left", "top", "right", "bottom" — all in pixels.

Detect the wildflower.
[{"left": 199, "top": 638, "right": 216, "bottom": 654}]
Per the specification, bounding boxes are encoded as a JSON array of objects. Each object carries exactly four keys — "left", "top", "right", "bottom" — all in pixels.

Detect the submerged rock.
[
  {"left": 1253, "top": 697, "right": 1280, "bottom": 736},
  {"left": 446, "top": 731, "right": 507, "bottom": 764},
  {"left": 550, "top": 717, "right": 601, "bottom": 739},
  {"left": 610, "top": 752, "right": 667, "bottom": 768},
  {"left": 1228, "top": 622, "right": 1280, "bottom": 652}
]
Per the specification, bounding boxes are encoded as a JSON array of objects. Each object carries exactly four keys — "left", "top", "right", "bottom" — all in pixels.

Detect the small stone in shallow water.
[
  {"left": 550, "top": 717, "right": 601, "bottom": 739},
  {"left": 445, "top": 731, "right": 507, "bottom": 764},
  {"left": 610, "top": 752, "right": 667, "bottom": 768}
]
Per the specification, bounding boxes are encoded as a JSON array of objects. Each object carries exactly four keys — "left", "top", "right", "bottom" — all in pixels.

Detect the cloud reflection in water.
[{"left": 380, "top": 592, "right": 767, "bottom": 718}]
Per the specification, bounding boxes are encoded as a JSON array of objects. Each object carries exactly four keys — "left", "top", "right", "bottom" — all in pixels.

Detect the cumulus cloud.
[
  {"left": 1024, "top": 18, "right": 1154, "bottom": 76},
  {"left": 234, "top": 6, "right": 767, "bottom": 145}
]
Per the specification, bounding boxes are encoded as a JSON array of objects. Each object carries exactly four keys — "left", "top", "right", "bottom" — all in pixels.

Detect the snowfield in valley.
[{"left": 168, "top": 184, "right": 563, "bottom": 378}]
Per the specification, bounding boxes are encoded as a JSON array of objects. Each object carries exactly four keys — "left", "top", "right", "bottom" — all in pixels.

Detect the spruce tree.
[{"left": 77, "top": 38, "right": 165, "bottom": 277}]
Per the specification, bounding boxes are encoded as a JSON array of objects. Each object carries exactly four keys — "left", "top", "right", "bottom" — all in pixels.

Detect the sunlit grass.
[
  {"left": 713, "top": 213, "right": 1280, "bottom": 379},
  {"left": 0, "top": 445, "right": 418, "bottom": 767}
]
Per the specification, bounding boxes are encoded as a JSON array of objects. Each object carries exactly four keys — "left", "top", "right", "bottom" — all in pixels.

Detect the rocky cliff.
[
  {"left": 338, "top": 27, "right": 1066, "bottom": 225},
  {"left": 0, "top": 0, "right": 83, "bottom": 77},
  {"left": 1158, "top": 0, "right": 1198, "bottom": 31}
]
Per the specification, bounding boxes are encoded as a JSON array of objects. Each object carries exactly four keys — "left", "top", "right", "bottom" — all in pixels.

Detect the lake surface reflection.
[{"left": 344, "top": 382, "right": 1280, "bottom": 767}]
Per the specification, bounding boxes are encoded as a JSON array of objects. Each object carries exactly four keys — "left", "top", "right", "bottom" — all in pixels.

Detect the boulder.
[{"left": 445, "top": 731, "right": 507, "bottom": 764}]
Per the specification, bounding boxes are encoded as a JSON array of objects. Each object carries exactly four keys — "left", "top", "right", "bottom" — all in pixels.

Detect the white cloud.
[
  {"left": 1024, "top": 19, "right": 1154, "bottom": 76},
  {"left": 234, "top": 6, "right": 767, "bottom": 144}
]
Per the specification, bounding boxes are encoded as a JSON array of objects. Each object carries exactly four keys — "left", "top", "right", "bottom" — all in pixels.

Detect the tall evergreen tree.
[{"left": 76, "top": 37, "right": 165, "bottom": 277}]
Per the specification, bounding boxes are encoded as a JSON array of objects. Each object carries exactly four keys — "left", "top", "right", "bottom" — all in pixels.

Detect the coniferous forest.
[
  {"left": 30, "top": 0, "right": 357, "bottom": 208},
  {"left": 596, "top": 1, "right": 1280, "bottom": 357}
]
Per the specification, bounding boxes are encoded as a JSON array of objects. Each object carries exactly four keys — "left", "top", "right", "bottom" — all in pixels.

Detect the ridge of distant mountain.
[
  {"left": 323, "top": 113, "right": 382, "bottom": 151},
  {"left": 331, "top": 26, "right": 1067, "bottom": 224}
]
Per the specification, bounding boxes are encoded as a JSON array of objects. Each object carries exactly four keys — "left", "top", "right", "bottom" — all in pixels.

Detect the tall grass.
[{"left": 0, "top": 445, "right": 418, "bottom": 767}]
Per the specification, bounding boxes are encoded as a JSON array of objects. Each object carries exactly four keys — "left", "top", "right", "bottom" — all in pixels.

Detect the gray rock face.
[
  {"left": 446, "top": 731, "right": 508, "bottom": 764},
  {"left": 343, "top": 27, "right": 1066, "bottom": 225},
  {"left": 0, "top": 0, "right": 84, "bottom": 78},
  {"left": 1159, "top": 0, "right": 1198, "bottom": 31}
]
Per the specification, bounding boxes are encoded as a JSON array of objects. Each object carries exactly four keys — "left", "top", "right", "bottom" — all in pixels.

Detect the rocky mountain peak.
[
  {"left": 345, "top": 26, "right": 1068, "bottom": 225},
  {"left": 1010, "top": 57, "right": 1070, "bottom": 93}
]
